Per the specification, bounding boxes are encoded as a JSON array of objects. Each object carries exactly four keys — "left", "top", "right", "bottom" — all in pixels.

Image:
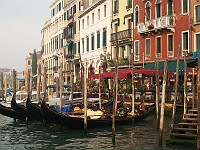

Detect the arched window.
[
  {"left": 156, "top": 0, "right": 161, "bottom": 18},
  {"left": 135, "top": 6, "right": 139, "bottom": 26},
  {"left": 145, "top": 2, "right": 151, "bottom": 21}
]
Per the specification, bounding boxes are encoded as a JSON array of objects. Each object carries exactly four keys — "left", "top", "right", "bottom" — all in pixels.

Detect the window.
[
  {"left": 78, "top": 41, "right": 80, "bottom": 53},
  {"left": 145, "top": 2, "right": 151, "bottom": 21},
  {"left": 114, "top": 0, "right": 119, "bottom": 14},
  {"left": 134, "top": 41, "right": 139, "bottom": 60},
  {"left": 73, "top": 43, "right": 77, "bottom": 54},
  {"left": 195, "top": 5, "right": 200, "bottom": 23},
  {"left": 156, "top": 37, "right": 161, "bottom": 54},
  {"left": 97, "top": 31, "right": 100, "bottom": 49},
  {"left": 64, "top": 12, "right": 66, "bottom": 20},
  {"left": 196, "top": 33, "right": 200, "bottom": 51},
  {"left": 87, "top": 36, "right": 89, "bottom": 51},
  {"left": 98, "top": 9, "right": 100, "bottom": 21},
  {"left": 168, "top": 0, "right": 173, "bottom": 15},
  {"left": 146, "top": 39, "right": 150, "bottom": 55},
  {"left": 103, "top": 28, "right": 107, "bottom": 47},
  {"left": 28, "top": 60, "right": 31, "bottom": 65},
  {"left": 168, "top": 34, "right": 173, "bottom": 52},
  {"left": 73, "top": 22, "right": 76, "bottom": 34},
  {"left": 87, "top": 16, "right": 89, "bottom": 27},
  {"left": 104, "top": 5, "right": 106, "bottom": 18},
  {"left": 182, "top": 0, "right": 188, "bottom": 14},
  {"left": 182, "top": 31, "right": 189, "bottom": 52},
  {"left": 92, "top": 13, "right": 94, "bottom": 24},
  {"left": 135, "top": 6, "right": 139, "bottom": 26},
  {"left": 82, "top": 19, "right": 84, "bottom": 29},
  {"left": 79, "top": 1, "right": 81, "bottom": 10},
  {"left": 156, "top": 0, "right": 161, "bottom": 18},
  {"left": 73, "top": 5, "right": 76, "bottom": 14},
  {"left": 82, "top": 38, "right": 84, "bottom": 53},
  {"left": 91, "top": 34, "right": 94, "bottom": 50},
  {"left": 127, "top": 0, "right": 132, "bottom": 9},
  {"left": 128, "top": 19, "right": 132, "bottom": 29}
]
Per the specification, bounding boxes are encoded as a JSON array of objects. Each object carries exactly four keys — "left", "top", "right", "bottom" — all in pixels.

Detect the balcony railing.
[
  {"left": 111, "top": 29, "right": 133, "bottom": 42},
  {"left": 66, "top": 54, "right": 74, "bottom": 60},
  {"left": 138, "top": 15, "right": 175, "bottom": 34}
]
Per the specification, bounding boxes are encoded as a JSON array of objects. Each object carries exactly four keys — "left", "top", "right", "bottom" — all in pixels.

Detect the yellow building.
[{"left": 110, "top": 0, "right": 133, "bottom": 68}]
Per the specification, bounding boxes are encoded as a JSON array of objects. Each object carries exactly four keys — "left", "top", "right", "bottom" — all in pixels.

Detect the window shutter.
[
  {"left": 64, "top": 12, "right": 66, "bottom": 20},
  {"left": 73, "top": 5, "right": 76, "bottom": 14},
  {"left": 73, "top": 43, "right": 77, "bottom": 54},
  {"left": 97, "top": 32, "right": 100, "bottom": 48},
  {"left": 78, "top": 42, "right": 80, "bottom": 53},
  {"left": 73, "top": 22, "right": 76, "bottom": 34}
]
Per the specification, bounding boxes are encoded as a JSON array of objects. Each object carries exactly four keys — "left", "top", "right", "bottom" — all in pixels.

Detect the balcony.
[
  {"left": 138, "top": 16, "right": 175, "bottom": 35},
  {"left": 111, "top": 29, "right": 133, "bottom": 42}
]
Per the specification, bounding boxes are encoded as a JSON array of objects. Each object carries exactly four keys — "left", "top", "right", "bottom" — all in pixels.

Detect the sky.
[{"left": 0, "top": 0, "right": 52, "bottom": 72}]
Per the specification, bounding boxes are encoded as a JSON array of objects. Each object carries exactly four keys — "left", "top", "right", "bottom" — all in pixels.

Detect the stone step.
[
  {"left": 182, "top": 118, "right": 197, "bottom": 122},
  {"left": 171, "top": 133, "right": 197, "bottom": 139},
  {"left": 166, "top": 138, "right": 197, "bottom": 145},
  {"left": 174, "top": 128, "right": 197, "bottom": 132},
  {"left": 184, "top": 114, "right": 197, "bottom": 117},
  {"left": 188, "top": 109, "right": 197, "bottom": 114},
  {"left": 178, "top": 122, "right": 197, "bottom": 127}
]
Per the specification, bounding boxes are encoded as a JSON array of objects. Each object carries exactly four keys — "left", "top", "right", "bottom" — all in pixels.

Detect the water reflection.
[{"left": 0, "top": 114, "right": 193, "bottom": 150}]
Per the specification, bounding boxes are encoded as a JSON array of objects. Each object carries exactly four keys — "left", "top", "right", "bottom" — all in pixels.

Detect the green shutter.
[
  {"left": 87, "top": 37, "right": 89, "bottom": 51},
  {"left": 78, "top": 42, "right": 80, "bottom": 53},
  {"left": 73, "top": 43, "right": 77, "bottom": 54},
  {"left": 91, "top": 35, "right": 94, "bottom": 50},
  {"left": 103, "top": 30, "right": 107, "bottom": 47},
  {"left": 73, "top": 22, "right": 76, "bottom": 34},
  {"left": 97, "top": 32, "right": 100, "bottom": 48}
]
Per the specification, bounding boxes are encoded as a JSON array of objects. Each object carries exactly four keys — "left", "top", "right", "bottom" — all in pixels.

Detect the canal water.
[{"left": 0, "top": 112, "right": 194, "bottom": 150}]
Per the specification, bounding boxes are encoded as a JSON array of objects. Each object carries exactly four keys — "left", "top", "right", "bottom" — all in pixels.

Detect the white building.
[
  {"left": 79, "top": 0, "right": 112, "bottom": 74},
  {"left": 41, "top": 0, "right": 65, "bottom": 85}
]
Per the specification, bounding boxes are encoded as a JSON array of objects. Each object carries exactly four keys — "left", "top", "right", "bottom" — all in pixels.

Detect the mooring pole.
[
  {"left": 59, "top": 62, "right": 63, "bottom": 113},
  {"left": 197, "top": 52, "right": 200, "bottom": 150},
  {"left": 36, "top": 63, "right": 41, "bottom": 103},
  {"left": 192, "top": 68, "right": 195, "bottom": 109},
  {"left": 155, "top": 59, "right": 160, "bottom": 129},
  {"left": 112, "top": 23, "right": 118, "bottom": 144},
  {"left": 99, "top": 65, "right": 102, "bottom": 109},
  {"left": 43, "top": 66, "right": 47, "bottom": 99},
  {"left": 1, "top": 72, "right": 4, "bottom": 102},
  {"left": 13, "top": 70, "right": 17, "bottom": 122},
  {"left": 171, "top": 44, "right": 180, "bottom": 131},
  {"left": 183, "top": 52, "right": 187, "bottom": 116},
  {"left": 159, "top": 59, "right": 168, "bottom": 146},
  {"left": 84, "top": 60, "right": 88, "bottom": 133}
]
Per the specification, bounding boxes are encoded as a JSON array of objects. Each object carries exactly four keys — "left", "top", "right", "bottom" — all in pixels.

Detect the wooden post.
[
  {"left": 155, "top": 59, "right": 160, "bottom": 129},
  {"left": 112, "top": 24, "right": 118, "bottom": 143},
  {"left": 42, "top": 66, "right": 47, "bottom": 94},
  {"left": 84, "top": 60, "right": 88, "bottom": 132},
  {"left": 131, "top": 52, "right": 135, "bottom": 125},
  {"left": 197, "top": 52, "right": 200, "bottom": 150},
  {"left": 192, "top": 68, "right": 195, "bottom": 108},
  {"left": 29, "top": 72, "right": 32, "bottom": 99},
  {"left": 159, "top": 59, "right": 168, "bottom": 146},
  {"left": 98, "top": 65, "right": 102, "bottom": 109},
  {"left": 13, "top": 70, "right": 17, "bottom": 100},
  {"left": 171, "top": 44, "right": 180, "bottom": 131},
  {"left": 4, "top": 75, "right": 7, "bottom": 99},
  {"left": 183, "top": 52, "right": 187, "bottom": 116},
  {"left": 36, "top": 63, "right": 41, "bottom": 102},
  {"left": 59, "top": 62, "right": 63, "bottom": 113},
  {"left": 27, "top": 70, "right": 30, "bottom": 96},
  {"left": 70, "top": 68, "right": 74, "bottom": 104},
  {"left": 56, "top": 77, "right": 59, "bottom": 98},
  {"left": 1, "top": 72, "right": 4, "bottom": 101}
]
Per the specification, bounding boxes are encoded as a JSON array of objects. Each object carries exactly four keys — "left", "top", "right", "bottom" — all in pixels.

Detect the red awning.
[{"left": 187, "top": 67, "right": 198, "bottom": 75}]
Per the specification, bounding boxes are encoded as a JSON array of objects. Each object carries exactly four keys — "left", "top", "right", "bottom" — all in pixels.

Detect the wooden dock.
[{"left": 167, "top": 108, "right": 197, "bottom": 146}]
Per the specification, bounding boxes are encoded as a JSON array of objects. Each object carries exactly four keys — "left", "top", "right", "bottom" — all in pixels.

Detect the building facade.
[
  {"left": 41, "top": 0, "right": 65, "bottom": 86},
  {"left": 191, "top": 0, "right": 200, "bottom": 55},
  {"left": 134, "top": 0, "right": 190, "bottom": 63},
  {"left": 79, "top": 0, "right": 112, "bottom": 75},
  {"left": 111, "top": 0, "right": 133, "bottom": 68}
]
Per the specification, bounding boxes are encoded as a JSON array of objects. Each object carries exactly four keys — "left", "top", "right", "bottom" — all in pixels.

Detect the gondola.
[
  {"left": 0, "top": 103, "right": 26, "bottom": 120},
  {"left": 41, "top": 99, "right": 156, "bottom": 130},
  {"left": 26, "top": 96, "right": 44, "bottom": 122},
  {"left": 11, "top": 96, "right": 35, "bottom": 121}
]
